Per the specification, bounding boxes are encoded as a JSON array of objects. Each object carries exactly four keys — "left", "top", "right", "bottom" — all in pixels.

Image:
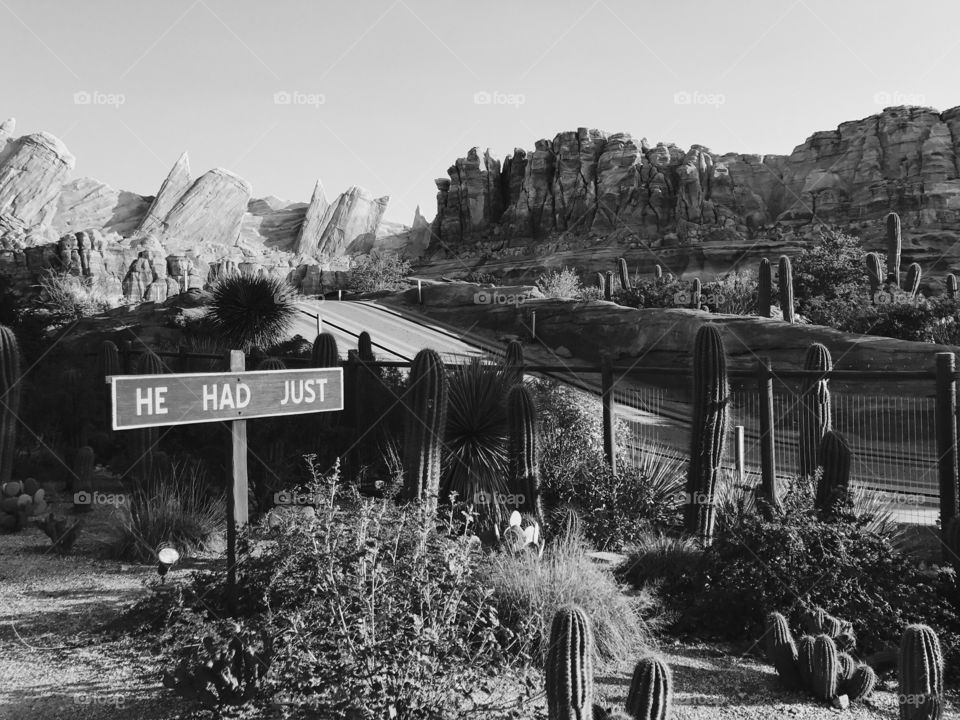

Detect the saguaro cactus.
[
  {"left": 596, "top": 272, "right": 606, "bottom": 295},
  {"left": 685, "top": 326, "right": 728, "bottom": 543},
  {"left": 758, "top": 258, "right": 772, "bottom": 318},
  {"left": 654, "top": 264, "right": 663, "bottom": 281},
  {"left": 778, "top": 255, "right": 795, "bottom": 323},
  {"left": 625, "top": 656, "right": 672, "bottom": 720},
  {"left": 946, "top": 273, "right": 958, "bottom": 300},
  {"left": 799, "top": 343, "right": 832, "bottom": 478},
  {"left": 604, "top": 270, "right": 613, "bottom": 301},
  {"left": 899, "top": 624, "right": 944, "bottom": 720},
  {"left": 886, "top": 211, "right": 902, "bottom": 287},
  {"left": 545, "top": 606, "right": 594, "bottom": 720},
  {"left": 311, "top": 332, "right": 339, "bottom": 368},
  {"left": 132, "top": 350, "right": 165, "bottom": 485},
  {"left": 504, "top": 339, "right": 525, "bottom": 385},
  {"left": 0, "top": 325, "right": 20, "bottom": 487},
  {"left": 816, "top": 430, "right": 851, "bottom": 512},
  {"left": 866, "top": 252, "right": 883, "bottom": 302},
  {"left": 402, "top": 349, "right": 447, "bottom": 509},
  {"left": 507, "top": 384, "right": 541, "bottom": 520},
  {"left": 97, "top": 340, "right": 120, "bottom": 433},
  {"left": 691, "top": 278, "right": 702, "bottom": 309},
  {"left": 357, "top": 331, "right": 375, "bottom": 362},
  {"left": 765, "top": 612, "right": 801, "bottom": 689},
  {"left": 618, "top": 257, "right": 631, "bottom": 290},
  {"left": 905, "top": 262, "right": 922, "bottom": 297},
  {"left": 811, "top": 634, "right": 839, "bottom": 701}
]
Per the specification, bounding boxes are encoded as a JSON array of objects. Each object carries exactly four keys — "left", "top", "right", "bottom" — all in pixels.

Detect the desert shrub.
[
  {"left": 701, "top": 269, "right": 758, "bottom": 314},
  {"left": 792, "top": 229, "right": 872, "bottom": 307},
  {"left": 347, "top": 250, "right": 411, "bottom": 294},
  {"left": 576, "top": 284, "right": 605, "bottom": 301},
  {"left": 658, "top": 482, "right": 960, "bottom": 676},
  {"left": 481, "top": 517, "right": 652, "bottom": 666},
  {"left": 104, "top": 460, "right": 224, "bottom": 562},
  {"left": 614, "top": 275, "right": 685, "bottom": 310},
  {"left": 36, "top": 270, "right": 117, "bottom": 320},
  {"left": 136, "top": 463, "right": 537, "bottom": 718},
  {"left": 536, "top": 267, "right": 582, "bottom": 299},
  {"left": 618, "top": 531, "right": 702, "bottom": 591},
  {"left": 208, "top": 274, "right": 299, "bottom": 352}
]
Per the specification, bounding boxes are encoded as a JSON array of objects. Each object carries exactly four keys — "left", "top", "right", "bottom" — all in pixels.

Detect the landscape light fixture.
[{"left": 157, "top": 546, "right": 180, "bottom": 583}]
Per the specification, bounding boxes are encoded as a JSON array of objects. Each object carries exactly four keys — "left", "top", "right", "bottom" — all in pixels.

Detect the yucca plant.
[
  {"left": 441, "top": 358, "right": 512, "bottom": 527},
  {"left": 208, "top": 274, "right": 299, "bottom": 352}
]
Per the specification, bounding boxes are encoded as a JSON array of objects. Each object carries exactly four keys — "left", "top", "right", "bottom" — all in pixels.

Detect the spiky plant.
[
  {"left": 625, "top": 656, "right": 672, "bottom": 720},
  {"left": 799, "top": 343, "right": 832, "bottom": 478},
  {"left": 765, "top": 612, "right": 801, "bottom": 689},
  {"left": 758, "top": 258, "right": 772, "bottom": 317},
  {"left": 778, "top": 255, "right": 795, "bottom": 323},
  {"left": 208, "top": 274, "right": 298, "bottom": 352},
  {"left": 545, "top": 605, "right": 594, "bottom": 720},
  {"left": 403, "top": 349, "right": 448, "bottom": 510},
  {"left": 899, "top": 624, "right": 944, "bottom": 720},
  {"left": 442, "top": 358, "right": 511, "bottom": 526},
  {"left": 507, "top": 384, "right": 542, "bottom": 520},
  {"left": 816, "top": 430, "right": 851, "bottom": 513}
]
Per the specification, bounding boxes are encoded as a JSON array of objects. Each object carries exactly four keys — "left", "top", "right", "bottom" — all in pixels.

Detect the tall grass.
[{"left": 37, "top": 270, "right": 118, "bottom": 318}]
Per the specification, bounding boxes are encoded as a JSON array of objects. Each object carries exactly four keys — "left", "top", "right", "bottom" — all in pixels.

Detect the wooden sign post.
[{"left": 108, "top": 354, "right": 344, "bottom": 611}]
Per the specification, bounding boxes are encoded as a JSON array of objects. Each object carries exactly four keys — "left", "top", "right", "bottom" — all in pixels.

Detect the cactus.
[
  {"left": 596, "top": 272, "right": 606, "bottom": 294},
  {"left": 62, "top": 367, "right": 89, "bottom": 461},
  {"left": 73, "top": 446, "right": 95, "bottom": 511},
  {"left": 545, "top": 606, "right": 594, "bottom": 720},
  {"left": 866, "top": 252, "right": 883, "bottom": 302},
  {"left": 841, "top": 665, "right": 876, "bottom": 702},
  {"left": 944, "top": 516, "right": 960, "bottom": 576},
  {"left": 625, "top": 656, "right": 672, "bottom": 720},
  {"left": 758, "top": 258, "right": 772, "bottom": 317},
  {"left": 654, "top": 264, "right": 663, "bottom": 281},
  {"left": 898, "top": 624, "right": 944, "bottom": 720},
  {"left": 905, "top": 262, "right": 922, "bottom": 297},
  {"left": 685, "top": 326, "right": 728, "bottom": 544},
  {"left": 618, "top": 257, "right": 631, "bottom": 290},
  {"left": 256, "top": 357, "right": 287, "bottom": 371},
  {"left": 811, "top": 634, "right": 839, "bottom": 701},
  {"left": 797, "top": 635, "right": 817, "bottom": 691},
  {"left": 778, "top": 255, "right": 795, "bottom": 323},
  {"left": 886, "top": 211, "right": 902, "bottom": 287},
  {"left": 506, "top": 384, "right": 542, "bottom": 521},
  {"left": 799, "top": 343, "right": 832, "bottom": 478},
  {"left": 311, "top": 332, "right": 339, "bottom": 368},
  {"left": 97, "top": 340, "right": 120, "bottom": 433},
  {"left": 947, "top": 273, "right": 958, "bottom": 300},
  {"left": 0, "top": 325, "right": 20, "bottom": 487},
  {"left": 131, "top": 350, "right": 165, "bottom": 485},
  {"left": 604, "top": 270, "right": 613, "bottom": 301},
  {"left": 402, "top": 349, "right": 447, "bottom": 509},
  {"left": 691, "top": 278, "right": 701, "bottom": 309},
  {"left": 816, "top": 431, "right": 851, "bottom": 513},
  {"left": 357, "top": 331, "right": 375, "bottom": 363},
  {"left": 504, "top": 339, "right": 525, "bottom": 385},
  {"left": 765, "top": 612, "right": 801, "bottom": 689},
  {"left": 837, "top": 652, "right": 856, "bottom": 681}
]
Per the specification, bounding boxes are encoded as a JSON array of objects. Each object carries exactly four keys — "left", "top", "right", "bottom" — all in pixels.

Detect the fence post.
[
  {"left": 936, "top": 352, "right": 958, "bottom": 542},
  {"left": 601, "top": 356, "right": 617, "bottom": 475},
  {"left": 531, "top": 310, "right": 536, "bottom": 341},
  {"left": 316, "top": 314, "right": 323, "bottom": 336},
  {"left": 757, "top": 357, "right": 778, "bottom": 508},
  {"left": 225, "top": 349, "right": 248, "bottom": 615},
  {"left": 417, "top": 279, "right": 423, "bottom": 305},
  {"left": 735, "top": 425, "right": 745, "bottom": 484}
]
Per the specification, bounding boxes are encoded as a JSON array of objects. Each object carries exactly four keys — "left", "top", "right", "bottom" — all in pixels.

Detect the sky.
[{"left": 2, "top": 0, "right": 959, "bottom": 225}]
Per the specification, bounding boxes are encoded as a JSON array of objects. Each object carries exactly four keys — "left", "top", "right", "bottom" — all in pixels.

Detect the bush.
[
  {"left": 347, "top": 250, "right": 411, "bottom": 294},
  {"left": 105, "top": 460, "right": 224, "bottom": 562},
  {"left": 792, "top": 229, "right": 872, "bottom": 307},
  {"left": 536, "top": 267, "right": 582, "bottom": 299},
  {"left": 208, "top": 274, "right": 299, "bottom": 352},
  {"left": 618, "top": 531, "right": 702, "bottom": 592},
  {"left": 36, "top": 270, "right": 118, "bottom": 320},
  {"left": 481, "top": 517, "right": 653, "bottom": 666}
]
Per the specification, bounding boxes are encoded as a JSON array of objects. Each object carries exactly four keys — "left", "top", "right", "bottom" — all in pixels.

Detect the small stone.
[{"left": 832, "top": 694, "right": 850, "bottom": 710}]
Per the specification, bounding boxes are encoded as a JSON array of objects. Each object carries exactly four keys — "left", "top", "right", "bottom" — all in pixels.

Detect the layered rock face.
[{"left": 427, "top": 105, "right": 960, "bottom": 280}]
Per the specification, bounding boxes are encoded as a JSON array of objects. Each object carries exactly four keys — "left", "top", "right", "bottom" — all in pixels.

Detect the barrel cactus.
[
  {"left": 765, "top": 612, "right": 801, "bottom": 689},
  {"left": 625, "top": 656, "right": 672, "bottom": 720},
  {"left": 811, "top": 634, "right": 839, "bottom": 701},
  {"left": 546, "top": 606, "right": 594, "bottom": 720},
  {"left": 797, "top": 635, "right": 817, "bottom": 691},
  {"left": 0, "top": 325, "right": 20, "bottom": 487},
  {"left": 618, "top": 257, "right": 631, "bottom": 291},
  {"left": 357, "top": 331, "right": 375, "bottom": 363},
  {"left": 886, "top": 211, "right": 902, "bottom": 287},
  {"left": 311, "top": 332, "right": 339, "bottom": 367},
  {"left": 841, "top": 665, "right": 876, "bottom": 702},
  {"left": 684, "top": 326, "right": 728, "bottom": 544},
  {"left": 507, "top": 384, "right": 541, "bottom": 521},
  {"left": 837, "top": 652, "right": 856, "bottom": 681},
  {"left": 866, "top": 252, "right": 883, "bottom": 301},
  {"left": 947, "top": 273, "right": 958, "bottom": 300},
  {"left": 905, "top": 262, "right": 922, "bottom": 297},
  {"left": 256, "top": 357, "right": 287, "bottom": 371},
  {"left": 898, "top": 624, "right": 944, "bottom": 720},
  {"left": 798, "top": 343, "right": 832, "bottom": 478},
  {"left": 758, "top": 258, "right": 772, "bottom": 317},
  {"left": 402, "top": 349, "right": 447, "bottom": 510},
  {"left": 816, "top": 431, "right": 851, "bottom": 513},
  {"left": 778, "top": 255, "right": 795, "bottom": 323}
]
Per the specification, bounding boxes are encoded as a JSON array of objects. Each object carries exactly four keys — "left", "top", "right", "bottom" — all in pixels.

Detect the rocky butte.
[{"left": 1, "top": 105, "right": 959, "bottom": 301}]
